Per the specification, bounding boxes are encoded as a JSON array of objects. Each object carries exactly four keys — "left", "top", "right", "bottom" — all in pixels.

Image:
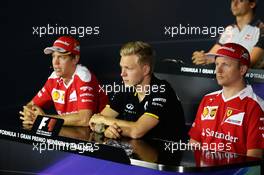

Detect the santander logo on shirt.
[{"left": 202, "top": 128, "right": 239, "bottom": 143}]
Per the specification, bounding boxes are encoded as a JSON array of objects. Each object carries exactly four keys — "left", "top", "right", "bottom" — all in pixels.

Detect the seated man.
[
  {"left": 192, "top": 0, "right": 264, "bottom": 68},
  {"left": 89, "top": 41, "right": 187, "bottom": 141},
  {"left": 189, "top": 43, "right": 264, "bottom": 158},
  {"left": 19, "top": 36, "right": 108, "bottom": 126}
]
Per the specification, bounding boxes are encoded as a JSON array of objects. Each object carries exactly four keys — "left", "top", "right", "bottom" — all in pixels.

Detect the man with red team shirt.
[
  {"left": 189, "top": 42, "right": 264, "bottom": 158},
  {"left": 19, "top": 36, "right": 108, "bottom": 126}
]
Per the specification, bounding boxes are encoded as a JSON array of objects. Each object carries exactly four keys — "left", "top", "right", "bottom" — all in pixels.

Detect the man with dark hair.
[
  {"left": 192, "top": 0, "right": 264, "bottom": 68},
  {"left": 189, "top": 43, "right": 264, "bottom": 158},
  {"left": 20, "top": 36, "right": 108, "bottom": 126},
  {"left": 89, "top": 41, "right": 187, "bottom": 141}
]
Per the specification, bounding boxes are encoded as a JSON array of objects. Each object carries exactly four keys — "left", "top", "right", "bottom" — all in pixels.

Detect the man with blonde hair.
[{"left": 89, "top": 41, "right": 187, "bottom": 141}]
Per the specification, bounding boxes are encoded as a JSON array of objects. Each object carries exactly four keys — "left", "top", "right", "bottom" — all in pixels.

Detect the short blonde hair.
[{"left": 120, "top": 41, "right": 155, "bottom": 73}]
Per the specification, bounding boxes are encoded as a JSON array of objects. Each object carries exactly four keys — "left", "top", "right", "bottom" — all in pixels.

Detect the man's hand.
[
  {"left": 192, "top": 50, "right": 207, "bottom": 65},
  {"left": 89, "top": 113, "right": 105, "bottom": 131},
  {"left": 104, "top": 123, "right": 122, "bottom": 139},
  {"left": 19, "top": 105, "right": 45, "bottom": 125}
]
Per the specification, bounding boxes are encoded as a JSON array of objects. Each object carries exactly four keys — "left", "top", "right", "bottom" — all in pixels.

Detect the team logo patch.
[
  {"left": 222, "top": 107, "right": 244, "bottom": 126},
  {"left": 52, "top": 89, "right": 65, "bottom": 104},
  {"left": 227, "top": 109, "right": 232, "bottom": 117},
  {"left": 201, "top": 106, "right": 218, "bottom": 120}
]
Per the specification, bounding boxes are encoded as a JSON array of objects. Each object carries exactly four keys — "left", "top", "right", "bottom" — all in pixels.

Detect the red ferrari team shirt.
[
  {"left": 33, "top": 65, "right": 108, "bottom": 115},
  {"left": 189, "top": 85, "right": 264, "bottom": 155}
]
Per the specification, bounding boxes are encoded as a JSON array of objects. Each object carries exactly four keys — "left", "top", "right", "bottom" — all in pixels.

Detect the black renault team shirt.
[{"left": 108, "top": 75, "right": 187, "bottom": 141}]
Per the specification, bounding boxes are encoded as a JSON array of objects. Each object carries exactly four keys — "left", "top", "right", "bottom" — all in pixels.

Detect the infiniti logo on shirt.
[{"left": 126, "top": 104, "right": 134, "bottom": 110}]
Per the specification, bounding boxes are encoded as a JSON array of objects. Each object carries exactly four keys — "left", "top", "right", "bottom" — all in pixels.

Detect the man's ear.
[
  {"left": 73, "top": 55, "right": 80, "bottom": 65},
  {"left": 240, "top": 65, "right": 248, "bottom": 76},
  {"left": 249, "top": 1, "right": 256, "bottom": 9},
  {"left": 143, "top": 64, "right": 151, "bottom": 76}
]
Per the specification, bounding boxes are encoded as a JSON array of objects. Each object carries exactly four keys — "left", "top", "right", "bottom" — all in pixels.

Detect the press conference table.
[{"left": 0, "top": 114, "right": 263, "bottom": 175}]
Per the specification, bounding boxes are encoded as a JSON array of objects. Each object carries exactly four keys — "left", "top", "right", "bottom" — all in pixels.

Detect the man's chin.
[
  {"left": 55, "top": 72, "right": 63, "bottom": 77},
  {"left": 124, "top": 83, "right": 133, "bottom": 87},
  {"left": 216, "top": 79, "right": 224, "bottom": 86}
]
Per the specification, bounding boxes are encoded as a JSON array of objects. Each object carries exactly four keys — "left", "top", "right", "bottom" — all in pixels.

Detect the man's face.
[
  {"left": 231, "top": 0, "right": 254, "bottom": 16},
  {"left": 120, "top": 54, "right": 147, "bottom": 87},
  {"left": 52, "top": 51, "right": 77, "bottom": 79},
  {"left": 215, "top": 56, "right": 244, "bottom": 87}
]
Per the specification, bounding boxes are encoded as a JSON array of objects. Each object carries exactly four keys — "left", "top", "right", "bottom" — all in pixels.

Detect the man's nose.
[
  {"left": 121, "top": 69, "right": 127, "bottom": 77},
  {"left": 53, "top": 57, "right": 60, "bottom": 65},
  {"left": 215, "top": 65, "right": 222, "bottom": 73}
]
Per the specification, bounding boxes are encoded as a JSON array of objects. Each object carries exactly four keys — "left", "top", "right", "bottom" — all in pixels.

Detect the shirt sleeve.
[
  {"left": 188, "top": 97, "right": 206, "bottom": 142},
  {"left": 76, "top": 75, "right": 99, "bottom": 112},
  {"left": 144, "top": 83, "right": 180, "bottom": 120},
  {"left": 246, "top": 103, "right": 264, "bottom": 150},
  {"left": 32, "top": 80, "right": 53, "bottom": 109}
]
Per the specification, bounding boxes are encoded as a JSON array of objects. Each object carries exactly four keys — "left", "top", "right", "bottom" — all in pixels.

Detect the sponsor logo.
[
  {"left": 80, "top": 86, "right": 93, "bottom": 91},
  {"left": 38, "top": 91, "right": 42, "bottom": 97},
  {"left": 55, "top": 40, "right": 70, "bottom": 46},
  {"left": 38, "top": 117, "right": 56, "bottom": 132},
  {"left": 151, "top": 102, "right": 163, "bottom": 107},
  {"left": 32, "top": 116, "right": 64, "bottom": 137},
  {"left": 124, "top": 103, "right": 136, "bottom": 115},
  {"left": 244, "top": 34, "right": 252, "bottom": 40},
  {"left": 80, "top": 93, "right": 94, "bottom": 97},
  {"left": 126, "top": 103, "right": 134, "bottom": 110},
  {"left": 52, "top": 89, "right": 65, "bottom": 104},
  {"left": 259, "top": 126, "right": 264, "bottom": 130},
  {"left": 36, "top": 117, "right": 58, "bottom": 137},
  {"left": 202, "top": 128, "right": 239, "bottom": 143},
  {"left": 81, "top": 99, "right": 93, "bottom": 103},
  {"left": 153, "top": 98, "right": 166, "bottom": 103},
  {"left": 144, "top": 101, "right": 148, "bottom": 110},
  {"left": 220, "top": 46, "right": 235, "bottom": 53},
  {"left": 41, "top": 87, "right": 46, "bottom": 93},
  {"left": 201, "top": 106, "right": 218, "bottom": 120},
  {"left": 151, "top": 98, "right": 166, "bottom": 108},
  {"left": 241, "top": 52, "right": 249, "bottom": 60},
  {"left": 69, "top": 90, "right": 77, "bottom": 102},
  {"left": 222, "top": 107, "right": 244, "bottom": 126}
]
